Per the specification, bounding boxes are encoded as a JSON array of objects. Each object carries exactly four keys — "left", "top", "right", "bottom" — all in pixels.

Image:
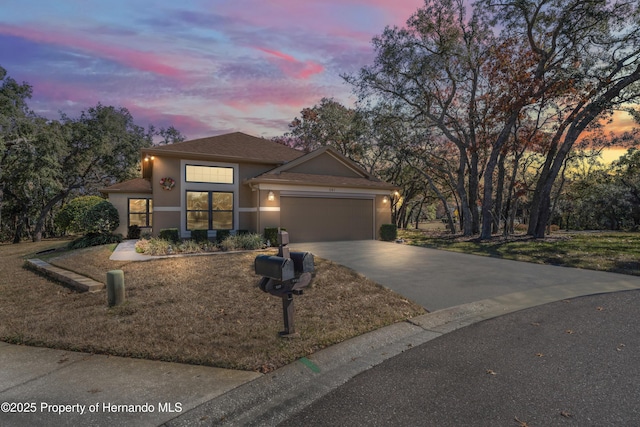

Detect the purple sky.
[{"left": 1, "top": 0, "right": 424, "bottom": 139}]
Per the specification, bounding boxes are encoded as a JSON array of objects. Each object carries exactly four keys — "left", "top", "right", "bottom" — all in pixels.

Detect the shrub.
[
  {"left": 159, "top": 228, "right": 180, "bottom": 243},
  {"left": 221, "top": 233, "right": 265, "bottom": 251},
  {"left": 191, "top": 229, "right": 209, "bottom": 243},
  {"left": 380, "top": 224, "right": 398, "bottom": 241},
  {"left": 215, "top": 229, "right": 231, "bottom": 243},
  {"left": 55, "top": 196, "right": 104, "bottom": 234},
  {"left": 178, "top": 240, "right": 203, "bottom": 254},
  {"left": 80, "top": 201, "right": 120, "bottom": 234},
  {"left": 68, "top": 232, "right": 122, "bottom": 249},
  {"left": 127, "top": 225, "right": 141, "bottom": 239},
  {"left": 134, "top": 238, "right": 149, "bottom": 253},
  {"left": 135, "top": 237, "right": 219, "bottom": 255},
  {"left": 135, "top": 238, "right": 174, "bottom": 255},
  {"left": 264, "top": 227, "right": 286, "bottom": 246}
]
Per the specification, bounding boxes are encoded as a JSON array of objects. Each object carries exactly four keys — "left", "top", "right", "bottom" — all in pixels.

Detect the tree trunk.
[
  {"left": 456, "top": 152, "right": 474, "bottom": 236},
  {"left": 32, "top": 192, "right": 69, "bottom": 242},
  {"left": 494, "top": 152, "right": 506, "bottom": 234},
  {"left": 529, "top": 64, "right": 640, "bottom": 237},
  {"left": 468, "top": 151, "right": 480, "bottom": 234},
  {"left": 481, "top": 112, "right": 520, "bottom": 240}
]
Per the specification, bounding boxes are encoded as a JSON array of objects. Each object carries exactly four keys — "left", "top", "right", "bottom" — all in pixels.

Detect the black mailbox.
[
  {"left": 255, "top": 230, "right": 315, "bottom": 338},
  {"left": 254, "top": 255, "right": 295, "bottom": 281},
  {"left": 290, "top": 251, "right": 314, "bottom": 274}
]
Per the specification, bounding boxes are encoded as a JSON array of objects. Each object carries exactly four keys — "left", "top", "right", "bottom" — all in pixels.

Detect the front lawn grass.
[
  {"left": 0, "top": 240, "right": 425, "bottom": 373},
  {"left": 400, "top": 230, "right": 640, "bottom": 276}
]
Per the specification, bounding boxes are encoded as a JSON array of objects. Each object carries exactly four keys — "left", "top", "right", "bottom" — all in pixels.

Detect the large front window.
[
  {"left": 128, "top": 198, "right": 152, "bottom": 227},
  {"left": 186, "top": 191, "right": 233, "bottom": 230},
  {"left": 185, "top": 165, "right": 233, "bottom": 184}
]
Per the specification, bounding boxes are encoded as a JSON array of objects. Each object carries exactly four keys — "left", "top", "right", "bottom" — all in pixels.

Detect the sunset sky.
[
  {"left": 2, "top": 0, "right": 636, "bottom": 146},
  {"left": 1, "top": 0, "right": 424, "bottom": 140}
]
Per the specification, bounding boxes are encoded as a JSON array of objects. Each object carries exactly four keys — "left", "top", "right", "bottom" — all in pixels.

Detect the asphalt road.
[{"left": 280, "top": 290, "right": 640, "bottom": 426}]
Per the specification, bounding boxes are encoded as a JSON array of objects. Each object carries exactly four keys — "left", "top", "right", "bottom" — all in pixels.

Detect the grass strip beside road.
[{"left": 400, "top": 230, "right": 640, "bottom": 276}]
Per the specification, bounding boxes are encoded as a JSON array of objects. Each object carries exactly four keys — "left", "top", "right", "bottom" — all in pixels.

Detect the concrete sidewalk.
[
  {"left": 3, "top": 239, "right": 640, "bottom": 426},
  {"left": 0, "top": 342, "right": 260, "bottom": 427}
]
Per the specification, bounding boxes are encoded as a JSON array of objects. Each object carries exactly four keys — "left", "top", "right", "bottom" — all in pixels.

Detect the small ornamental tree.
[
  {"left": 55, "top": 195, "right": 104, "bottom": 234},
  {"left": 79, "top": 200, "right": 120, "bottom": 234}
]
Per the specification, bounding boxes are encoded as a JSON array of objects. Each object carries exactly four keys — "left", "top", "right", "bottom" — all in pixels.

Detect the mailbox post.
[{"left": 255, "top": 230, "right": 314, "bottom": 337}]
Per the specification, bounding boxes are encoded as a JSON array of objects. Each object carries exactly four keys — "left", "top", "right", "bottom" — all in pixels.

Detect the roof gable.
[
  {"left": 263, "top": 146, "right": 371, "bottom": 178},
  {"left": 143, "top": 132, "right": 304, "bottom": 164},
  {"left": 245, "top": 146, "right": 396, "bottom": 191},
  {"left": 286, "top": 151, "right": 363, "bottom": 178}
]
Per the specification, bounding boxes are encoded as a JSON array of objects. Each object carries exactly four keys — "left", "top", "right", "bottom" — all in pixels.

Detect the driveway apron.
[{"left": 292, "top": 240, "right": 640, "bottom": 311}]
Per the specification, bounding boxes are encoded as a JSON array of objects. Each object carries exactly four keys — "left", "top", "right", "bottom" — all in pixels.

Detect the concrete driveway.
[{"left": 291, "top": 240, "right": 640, "bottom": 311}]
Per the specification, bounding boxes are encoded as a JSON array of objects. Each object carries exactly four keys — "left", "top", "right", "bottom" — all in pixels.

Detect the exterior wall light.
[
  {"left": 383, "top": 196, "right": 389, "bottom": 204},
  {"left": 268, "top": 191, "right": 275, "bottom": 201}
]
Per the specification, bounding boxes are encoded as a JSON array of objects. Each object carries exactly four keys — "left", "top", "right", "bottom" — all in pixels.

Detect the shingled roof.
[
  {"left": 142, "top": 132, "right": 304, "bottom": 164},
  {"left": 245, "top": 171, "right": 397, "bottom": 190},
  {"left": 245, "top": 146, "right": 397, "bottom": 190},
  {"left": 100, "top": 177, "right": 152, "bottom": 194}
]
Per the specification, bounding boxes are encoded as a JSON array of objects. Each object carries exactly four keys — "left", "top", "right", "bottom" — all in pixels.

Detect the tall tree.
[
  {"left": 0, "top": 66, "right": 36, "bottom": 239},
  {"left": 3, "top": 103, "right": 153, "bottom": 242},
  {"left": 280, "top": 97, "right": 372, "bottom": 169},
  {"left": 478, "top": 0, "right": 640, "bottom": 237},
  {"left": 346, "top": 0, "right": 495, "bottom": 235}
]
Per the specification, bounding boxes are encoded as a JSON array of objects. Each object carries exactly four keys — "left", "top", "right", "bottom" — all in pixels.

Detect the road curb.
[{"left": 165, "top": 280, "right": 640, "bottom": 426}]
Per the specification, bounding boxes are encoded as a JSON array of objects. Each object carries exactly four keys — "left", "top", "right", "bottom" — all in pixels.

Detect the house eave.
[{"left": 141, "top": 148, "right": 289, "bottom": 166}]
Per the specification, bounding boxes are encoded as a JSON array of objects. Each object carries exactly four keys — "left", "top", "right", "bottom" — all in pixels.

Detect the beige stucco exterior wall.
[
  {"left": 152, "top": 211, "right": 181, "bottom": 235},
  {"left": 147, "top": 156, "right": 182, "bottom": 237},
  {"left": 151, "top": 156, "right": 181, "bottom": 207},
  {"left": 257, "top": 189, "right": 281, "bottom": 233},
  {"left": 107, "top": 192, "right": 152, "bottom": 237},
  {"left": 375, "top": 194, "right": 392, "bottom": 238}
]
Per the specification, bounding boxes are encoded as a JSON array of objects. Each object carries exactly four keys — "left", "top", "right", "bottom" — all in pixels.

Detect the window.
[
  {"left": 128, "top": 198, "right": 152, "bottom": 227},
  {"left": 186, "top": 191, "right": 233, "bottom": 230},
  {"left": 185, "top": 165, "right": 233, "bottom": 184}
]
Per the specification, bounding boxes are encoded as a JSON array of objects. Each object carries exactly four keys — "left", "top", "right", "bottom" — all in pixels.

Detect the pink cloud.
[
  {"left": 33, "top": 80, "right": 100, "bottom": 106},
  {"left": 258, "top": 47, "right": 297, "bottom": 62},
  {"left": 0, "top": 23, "right": 186, "bottom": 79},
  {"left": 257, "top": 47, "right": 324, "bottom": 79}
]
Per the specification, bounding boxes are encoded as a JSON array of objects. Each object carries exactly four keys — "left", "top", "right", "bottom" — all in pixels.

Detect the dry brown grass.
[{"left": 0, "top": 240, "right": 424, "bottom": 372}]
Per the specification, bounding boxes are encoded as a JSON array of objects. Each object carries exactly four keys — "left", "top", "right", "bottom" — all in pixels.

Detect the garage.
[{"left": 280, "top": 196, "right": 374, "bottom": 242}]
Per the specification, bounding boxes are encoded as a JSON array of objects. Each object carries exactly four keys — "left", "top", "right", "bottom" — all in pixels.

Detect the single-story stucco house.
[{"left": 101, "top": 132, "right": 396, "bottom": 243}]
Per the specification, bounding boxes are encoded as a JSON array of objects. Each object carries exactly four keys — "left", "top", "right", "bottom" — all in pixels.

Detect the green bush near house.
[
  {"left": 68, "top": 232, "right": 122, "bottom": 249},
  {"left": 191, "top": 229, "right": 209, "bottom": 243},
  {"left": 264, "top": 227, "right": 286, "bottom": 246},
  {"left": 215, "top": 229, "right": 231, "bottom": 243},
  {"left": 380, "top": 224, "right": 398, "bottom": 241},
  {"left": 159, "top": 228, "right": 180, "bottom": 243},
  {"left": 80, "top": 201, "right": 120, "bottom": 234},
  {"left": 55, "top": 195, "right": 104, "bottom": 234},
  {"left": 127, "top": 225, "right": 141, "bottom": 239}
]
